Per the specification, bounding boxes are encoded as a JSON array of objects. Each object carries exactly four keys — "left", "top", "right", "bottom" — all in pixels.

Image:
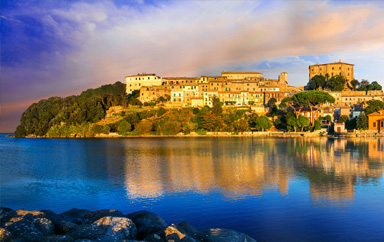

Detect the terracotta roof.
[{"left": 367, "top": 110, "right": 384, "bottom": 116}]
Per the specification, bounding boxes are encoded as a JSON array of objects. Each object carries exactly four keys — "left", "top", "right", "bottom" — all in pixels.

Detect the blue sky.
[{"left": 1, "top": 0, "right": 384, "bottom": 132}]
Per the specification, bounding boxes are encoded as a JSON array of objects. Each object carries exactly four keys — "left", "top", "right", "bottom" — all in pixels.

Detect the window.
[
  {"left": 332, "top": 67, "right": 334, "bottom": 70},
  {"left": 373, "top": 122, "right": 376, "bottom": 128}
]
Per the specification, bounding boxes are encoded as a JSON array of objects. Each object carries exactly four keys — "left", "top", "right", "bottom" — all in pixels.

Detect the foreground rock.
[{"left": 0, "top": 207, "right": 257, "bottom": 242}]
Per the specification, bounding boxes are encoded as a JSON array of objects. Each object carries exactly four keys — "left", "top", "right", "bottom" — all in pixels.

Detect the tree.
[
  {"left": 351, "top": 79, "right": 360, "bottom": 90},
  {"left": 358, "top": 79, "right": 370, "bottom": 91},
  {"left": 118, "top": 120, "right": 131, "bottom": 135},
  {"left": 324, "top": 115, "right": 332, "bottom": 122},
  {"left": 327, "top": 75, "right": 347, "bottom": 91},
  {"left": 212, "top": 97, "right": 223, "bottom": 116},
  {"left": 365, "top": 100, "right": 384, "bottom": 115},
  {"left": 267, "top": 98, "right": 277, "bottom": 108},
  {"left": 198, "top": 113, "right": 223, "bottom": 131},
  {"left": 309, "top": 75, "right": 326, "bottom": 90},
  {"left": 357, "top": 113, "right": 368, "bottom": 130},
  {"left": 234, "top": 118, "right": 249, "bottom": 132},
  {"left": 314, "top": 119, "right": 321, "bottom": 130},
  {"left": 248, "top": 113, "right": 259, "bottom": 128},
  {"left": 370, "top": 81, "right": 382, "bottom": 91},
  {"left": 287, "top": 117, "right": 298, "bottom": 132},
  {"left": 135, "top": 119, "right": 153, "bottom": 134},
  {"left": 297, "top": 116, "right": 310, "bottom": 132},
  {"left": 255, "top": 116, "right": 272, "bottom": 131},
  {"left": 280, "top": 91, "right": 335, "bottom": 127},
  {"left": 346, "top": 117, "right": 357, "bottom": 130},
  {"left": 338, "top": 115, "right": 349, "bottom": 124}
]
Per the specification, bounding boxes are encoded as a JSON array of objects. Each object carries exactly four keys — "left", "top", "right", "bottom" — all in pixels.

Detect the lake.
[{"left": 1, "top": 134, "right": 383, "bottom": 241}]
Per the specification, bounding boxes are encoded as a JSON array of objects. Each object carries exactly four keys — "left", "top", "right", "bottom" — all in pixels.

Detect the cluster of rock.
[{"left": 0, "top": 207, "right": 257, "bottom": 242}]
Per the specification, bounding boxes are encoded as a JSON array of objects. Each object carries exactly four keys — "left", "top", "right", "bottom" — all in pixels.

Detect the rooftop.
[
  {"left": 309, "top": 60, "right": 354, "bottom": 66},
  {"left": 222, "top": 71, "right": 262, "bottom": 75}
]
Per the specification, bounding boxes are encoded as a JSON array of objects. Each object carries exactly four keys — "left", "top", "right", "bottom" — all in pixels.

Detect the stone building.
[
  {"left": 367, "top": 110, "right": 384, "bottom": 131},
  {"left": 126, "top": 73, "right": 162, "bottom": 94},
  {"left": 309, "top": 61, "right": 354, "bottom": 83}
]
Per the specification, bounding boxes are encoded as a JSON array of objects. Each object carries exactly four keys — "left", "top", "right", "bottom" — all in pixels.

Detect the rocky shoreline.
[{"left": 0, "top": 207, "right": 257, "bottom": 242}]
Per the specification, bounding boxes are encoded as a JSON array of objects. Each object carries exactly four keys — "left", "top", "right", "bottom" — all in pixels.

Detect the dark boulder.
[
  {"left": 41, "top": 210, "right": 66, "bottom": 224},
  {"left": 126, "top": 211, "right": 167, "bottom": 239},
  {"left": 201, "top": 228, "right": 257, "bottom": 242},
  {"left": 4, "top": 217, "right": 44, "bottom": 242},
  {"left": 0, "top": 228, "right": 13, "bottom": 242},
  {"left": 43, "top": 234, "right": 75, "bottom": 242},
  {"left": 164, "top": 224, "right": 198, "bottom": 242},
  {"left": 93, "top": 216, "right": 137, "bottom": 241},
  {"left": 68, "top": 224, "right": 106, "bottom": 240},
  {"left": 61, "top": 209, "right": 91, "bottom": 224},
  {"left": 54, "top": 220, "right": 78, "bottom": 235},
  {"left": 143, "top": 232, "right": 165, "bottom": 242},
  {"left": 177, "top": 222, "right": 202, "bottom": 239},
  {"left": 0, "top": 208, "right": 16, "bottom": 227},
  {"left": 0, "top": 208, "right": 14, "bottom": 217},
  {"left": 83, "top": 209, "right": 123, "bottom": 223},
  {"left": 33, "top": 217, "right": 54, "bottom": 235}
]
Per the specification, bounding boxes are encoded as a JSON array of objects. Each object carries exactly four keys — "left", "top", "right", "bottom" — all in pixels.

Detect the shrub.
[
  {"left": 135, "top": 119, "right": 153, "bottom": 135},
  {"left": 118, "top": 120, "right": 131, "bottom": 135}
]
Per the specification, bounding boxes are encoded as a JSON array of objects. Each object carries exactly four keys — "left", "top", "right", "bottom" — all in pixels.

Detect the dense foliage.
[
  {"left": 15, "top": 82, "right": 133, "bottom": 137},
  {"left": 365, "top": 100, "right": 384, "bottom": 115}
]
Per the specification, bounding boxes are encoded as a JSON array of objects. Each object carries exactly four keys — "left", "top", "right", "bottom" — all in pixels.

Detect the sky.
[{"left": 1, "top": 0, "right": 384, "bottom": 132}]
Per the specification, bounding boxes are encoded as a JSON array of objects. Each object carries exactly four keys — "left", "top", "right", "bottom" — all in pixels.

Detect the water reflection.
[{"left": 113, "top": 138, "right": 383, "bottom": 205}]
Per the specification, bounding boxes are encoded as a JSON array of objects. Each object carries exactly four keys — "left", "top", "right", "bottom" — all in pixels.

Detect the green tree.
[
  {"left": 234, "top": 118, "right": 249, "bottom": 132},
  {"left": 327, "top": 75, "right": 347, "bottom": 91},
  {"left": 357, "top": 113, "right": 368, "bottom": 130},
  {"left": 255, "top": 116, "right": 272, "bottom": 131},
  {"left": 365, "top": 100, "right": 384, "bottom": 115},
  {"left": 324, "top": 115, "right": 332, "bottom": 121},
  {"left": 267, "top": 98, "right": 277, "bottom": 108},
  {"left": 346, "top": 117, "right": 357, "bottom": 130},
  {"left": 281, "top": 91, "right": 334, "bottom": 127},
  {"left": 297, "top": 116, "right": 310, "bottom": 132},
  {"left": 248, "top": 113, "right": 259, "bottom": 128},
  {"left": 135, "top": 119, "right": 153, "bottom": 135},
  {"left": 369, "top": 81, "right": 382, "bottom": 91},
  {"left": 212, "top": 97, "right": 223, "bottom": 116},
  {"left": 358, "top": 79, "right": 370, "bottom": 91},
  {"left": 351, "top": 79, "right": 360, "bottom": 90},
  {"left": 338, "top": 115, "right": 349, "bottom": 124},
  {"left": 309, "top": 75, "right": 326, "bottom": 90},
  {"left": 314, "top": 119, "right": 321, "bottom": 130},
  {"left": 198, "top": 114, "right": 223, "bottom": 131},
  {"left": 287, "top": 117, "right": 298, "bottom": 132},
  {"left": 118, "top": 120, "right": 131, "bottom": 135}
]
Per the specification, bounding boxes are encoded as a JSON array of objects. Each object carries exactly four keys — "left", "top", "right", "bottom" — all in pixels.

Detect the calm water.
[{"left": 1, "top": 134, "right": 384, "bottom": 241}]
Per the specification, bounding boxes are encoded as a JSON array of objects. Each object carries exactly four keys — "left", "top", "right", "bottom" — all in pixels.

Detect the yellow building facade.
[
  {"left": 126, "top": 73, "right": 162, "bottom": 94},
  {"left": 309, "top": 61, "right": 354, "bottom": 83},
  {"left": 222, "top": 71, "right": 263, "bottom": 79}
]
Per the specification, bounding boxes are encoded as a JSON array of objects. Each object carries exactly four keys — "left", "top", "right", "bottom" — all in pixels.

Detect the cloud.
[{"left": 1, "top": 0, "right": 384, "bottom": 132}]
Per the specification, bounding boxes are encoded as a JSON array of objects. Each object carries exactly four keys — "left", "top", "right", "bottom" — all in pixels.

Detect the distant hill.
[{"left": 14, "top": 82, "right": 138, "bottom": 137}]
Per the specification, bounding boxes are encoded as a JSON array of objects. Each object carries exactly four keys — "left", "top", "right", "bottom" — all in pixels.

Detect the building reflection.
[{"left": 116, "top": 138, "right": 383, "bottom": 205}]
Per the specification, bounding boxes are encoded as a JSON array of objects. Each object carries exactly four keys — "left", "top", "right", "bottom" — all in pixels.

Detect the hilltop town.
[
  {"left": 14, "top": 61, "right": 384, "bottom": 138},
  {"left": 126, "top": 60, "right": 384, "bottom": 133}
]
